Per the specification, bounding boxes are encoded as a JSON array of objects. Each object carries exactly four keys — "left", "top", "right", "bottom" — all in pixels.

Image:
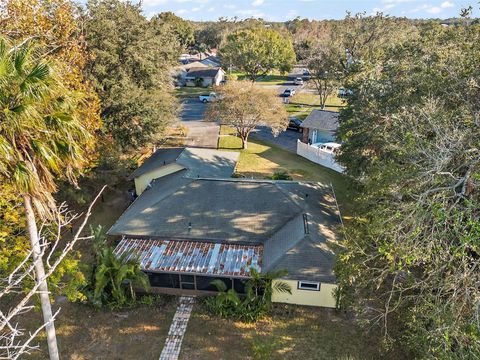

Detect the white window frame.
[{"left": 297, "top": 281, "right": 320, "bottom": 291}]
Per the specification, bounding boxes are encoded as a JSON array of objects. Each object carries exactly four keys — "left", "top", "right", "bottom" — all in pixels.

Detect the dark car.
[
  {"left": 287, "top": 118, "right": 303, "bottom": 132},
  {"left": 280, "top": 89, "right": 296, "bottom": 97}
]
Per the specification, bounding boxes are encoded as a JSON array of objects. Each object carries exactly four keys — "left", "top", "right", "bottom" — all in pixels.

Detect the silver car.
[{"left": 294, "top": 77, "right": 304, "bottom": 85}]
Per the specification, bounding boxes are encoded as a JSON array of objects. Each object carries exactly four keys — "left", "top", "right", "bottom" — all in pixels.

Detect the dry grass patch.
[{"left": 181, "top": 304, "right": 406, "bottom": 360}]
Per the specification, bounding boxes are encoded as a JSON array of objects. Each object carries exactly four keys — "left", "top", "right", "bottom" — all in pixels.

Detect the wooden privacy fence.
[{"left": 296, "top": 140, "right": 345, "bottom": 173}]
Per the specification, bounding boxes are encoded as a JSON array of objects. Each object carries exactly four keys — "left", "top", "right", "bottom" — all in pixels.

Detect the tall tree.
[
  {"left": 221, "top": 27, "right": 296, "bottom": 82},
  {"left": 0, "top": 0, "right": 100, "bottom": 302},
  {"left": 85, "top": 0, "right": 180, "bottom": 150},
  {"left": 151, "top": 12, "right": 194, "bottom": 49},
  {"left": 335, "top": 20, "right": 480, "bottom": 357},
  {"left": 306, "top": 44, "right": 342, "bottom": 109},
  {"left": 0, "top": 0, "right": 102, "bottom": 145},
  {"left": 0, "top": 37, "right": 96, "bottom": 359},
  {"left": 206, "top": 81, "right": 288, "bottom": 149}
]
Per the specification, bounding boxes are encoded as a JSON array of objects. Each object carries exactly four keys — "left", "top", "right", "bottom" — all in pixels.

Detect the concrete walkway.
[{"left": 159, "top": 296, "right": 195, "bottom": 360}]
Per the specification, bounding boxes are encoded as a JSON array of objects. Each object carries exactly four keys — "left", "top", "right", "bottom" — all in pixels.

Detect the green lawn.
[
  {"left": 219, "top": 134, "right": 355, "bottom": 216},
  {"left": 228, "top": 70, "right": 289, "bottom": 85},
  {"left": 175, "top": 86, "right": 212, "bottom": 98},
  {"left": 286, "top": 93, "right": 345, "bottom": 120}
]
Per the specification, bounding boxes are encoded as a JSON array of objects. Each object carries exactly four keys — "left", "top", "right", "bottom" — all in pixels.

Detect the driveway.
[
  {"left": 180, "top": 98, "right": 219, "bottom": 149},
  {"left": 251, "top": 126, "right": 302, "bottom": 153}
]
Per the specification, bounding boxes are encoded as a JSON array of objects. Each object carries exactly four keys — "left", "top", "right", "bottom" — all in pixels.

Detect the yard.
[
  {"left": 227, "top": 70, "right": 289, "bottom": 85},
  {"left": 287, "top": 93, "right": 346, "bottom": 120},
  {"left": 175, "top": 86, "right": 213, "bottom": 98},
  {"left": 181, "top": 304, "right": 404, "bottom": 360},
  {"left": 12, "top": 127, "right": 366, "bottom": 359},
  {"left": 218, "top": 131, "right": 355, "bottom": 216},
  {"left": 23, "top": 297, "right": 177, "bottom": 360}
]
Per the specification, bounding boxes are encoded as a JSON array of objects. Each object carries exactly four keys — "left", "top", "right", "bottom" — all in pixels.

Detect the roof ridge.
[{"left": 184, "top": 177, "right": 325, "bottom": 186}]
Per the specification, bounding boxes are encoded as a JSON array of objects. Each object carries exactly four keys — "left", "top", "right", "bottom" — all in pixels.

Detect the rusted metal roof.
[{"left": 114, "top": 238, "right": 262, "bottom": 278}]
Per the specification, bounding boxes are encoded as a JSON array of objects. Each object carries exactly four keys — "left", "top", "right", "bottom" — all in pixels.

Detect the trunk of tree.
[
  {"left": 24, "top": 195, "right": 60, "bottom": 360},
  {"left": 242, "top": 137, "right": 248, "bottom": 149}
]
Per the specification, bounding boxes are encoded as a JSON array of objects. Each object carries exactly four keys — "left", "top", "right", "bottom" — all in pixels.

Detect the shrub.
[
  {"left": 83, "top": 227, "right": 150, "bottom": 309},
  {"left": 271, "top": 170, "right": 292, "bottom": 180},
  {"left": 205, "top": 269, "right": 291, "bottom": 322}
]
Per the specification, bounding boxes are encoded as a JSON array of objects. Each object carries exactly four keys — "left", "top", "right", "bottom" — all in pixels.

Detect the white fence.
[{"left": 296, "top": 140, "right": 345, "bottom": 173}]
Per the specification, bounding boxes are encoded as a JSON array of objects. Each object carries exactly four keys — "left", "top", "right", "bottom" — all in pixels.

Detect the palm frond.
[
  {"left": 210, "top": 279, "right": 228, "bottom": 292},
  {"left": 272, "top": 281, "right": 292, "bottom": 294}
]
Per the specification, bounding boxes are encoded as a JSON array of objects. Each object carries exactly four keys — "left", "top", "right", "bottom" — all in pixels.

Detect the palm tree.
[
  {"left": 92, "top": 247, "right": 150, "bottom": 308},
  {"left": 0, "top": 37, "right": 93, "bottom": 359},
  {"left": 208, "top": 269, "right": 291, "bottom": 322}
]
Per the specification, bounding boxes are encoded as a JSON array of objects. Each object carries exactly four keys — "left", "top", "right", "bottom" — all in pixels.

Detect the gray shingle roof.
[
  {"left": 200, "top": 56, "right": 221, "bottom": 67},
  {"left": 130, "top": 148, "right": 184, "bottom": 179},
  {"left": 176, "top": 148, "right": 239, "bottom": 179},
  {"left": 185, "top": 67, "right": 222, "bottom": 79},
  {"left": 109, "top": 178, "right": 302, "bottom": 243},
  {"left": 108, "top": 176, "right": 341, "bottom": 282},
  {"left": 301, "top": 110, "right": 339, "bottom": 131}
]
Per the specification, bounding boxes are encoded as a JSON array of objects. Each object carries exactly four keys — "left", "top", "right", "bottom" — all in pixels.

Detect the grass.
[
  {"left": 10, "top": 162, "right": 179, "bottom": 359},
  {"left": 23, "top": 297, "right": 177, "bottom": 359},
  {"left": 218, "top": 134, "right": 355, "bottom": 216},
  {"left": 181, "top": 304, "right": 405, "bottom": 360},
  {"left": 228, "top": 70, "right": 289, "bottom": 85},
  {"left": 175, "top": 86, "right": 213, "bottom": 98},
  {"left": 286, "top": 93, "right": 345, "bottom": 120}
]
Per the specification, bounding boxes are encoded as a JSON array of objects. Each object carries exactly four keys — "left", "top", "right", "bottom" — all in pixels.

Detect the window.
[{"left": 298, "top": 281, "right": 320, "bottom": 291}]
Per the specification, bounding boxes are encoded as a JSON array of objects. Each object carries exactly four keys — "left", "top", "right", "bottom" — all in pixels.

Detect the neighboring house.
[
  {"left": 173, "top": 62, "right": 209, "bottom": 86},
  {"left": 179, "top": 53, "right": 206, "bottom": 63},
  {"left": 109, "top": 149, "right": 342, "bottom": 308},
  {"left": 129, "top": 148, "right": 185, "bottom": 195},
  {"left": 130, "top": 147, "right": 239, "bottom": 195},
  {"left": 185, "top": 67, "right": 225, "bottom": 87},
  {"left": 301, "top": 109, "right": 339, "bottom": 144},
  {"left": 200, "top": 56, "right": 221, "bottom": 67}
]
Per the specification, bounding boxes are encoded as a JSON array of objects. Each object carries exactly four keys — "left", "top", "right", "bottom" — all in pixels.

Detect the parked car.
[
  {"left": 338, "top": 87, "right": 353, "bottom": 98},
  {"left": 302, "top": 70, "right": 311, "bottom": 80},
  {"left": 199, "top": 92, "right": 219, "bottom": 103},
  {"left": 311, "top": 142, "right": 341, "bottom": 154},
  {"left": 281, "top": 88, "right": 296, "bottom": 97},
  {"left": 294, "top": 77, "right": 304, "bottom": 86},
  {"left": 287, "top": 118, "right": 303, "bottom": 132}
]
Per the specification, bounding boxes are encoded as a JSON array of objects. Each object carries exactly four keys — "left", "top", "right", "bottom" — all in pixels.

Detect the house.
[
  {"left": 173, "top": 61, "right": 209, "bottom": 86},
  {"left": 129, "top": 147, "right": 239, "bottom": 195},
  {"left": 108, "top": 149, "right": 342, "bottom": 308},
  {"left": 301, "top": 109, "right": 339, "bottom": 145},
  {"left": 184, "top": 67, "right": 225, "bottom": 87},
  {"left": 200, "top": 56, "right": 221, "bottom": 68}
]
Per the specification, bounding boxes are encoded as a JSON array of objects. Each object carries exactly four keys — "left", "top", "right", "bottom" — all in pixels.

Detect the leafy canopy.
[
  {"left": 205, "top": 80, "right": 288, "bottom": 149},
  {"left": 152, "top": 12, "right": 194, "bottom": 48},
  {"left": 85, "top": 0, "right": 180, "bottom": 150},
  {"left": 0, "top": 36, "right": 93, "bottom": 216},
  {"left": 335, "top": 19, "right": 480, "bottom": 358},
  {"left": 221, "top": 27, "right": 296, "bottom": 82}
]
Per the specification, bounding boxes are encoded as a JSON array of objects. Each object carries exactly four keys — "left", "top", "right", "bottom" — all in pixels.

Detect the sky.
[{"left": 138, "top": 0, "right": 475, "bottom": 21}]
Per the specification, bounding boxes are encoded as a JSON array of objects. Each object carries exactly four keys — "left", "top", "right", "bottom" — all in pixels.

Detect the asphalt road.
[
  {"left": 252, "top": 126, "right": 302, "bottom": 153},
  {"left": 180, "top": 98, "right": 219, "bottom": 149},
  {"left": 178, "top": 68, "right": 309, "bottom": 151}
]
